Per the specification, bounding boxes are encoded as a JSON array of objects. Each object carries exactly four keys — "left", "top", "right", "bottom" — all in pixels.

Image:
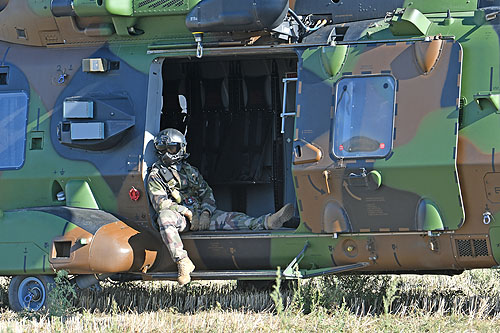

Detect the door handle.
[{"left": 293, "top": 141, "right": 322, "bottom": 165}]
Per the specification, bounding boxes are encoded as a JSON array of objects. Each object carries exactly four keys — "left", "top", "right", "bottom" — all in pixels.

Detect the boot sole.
[
  {"left": 267, "top": 203, "right": 294, "bottom": 229},
  {"left": 278, "top": 203, "right": 294, "bottom": 224}
]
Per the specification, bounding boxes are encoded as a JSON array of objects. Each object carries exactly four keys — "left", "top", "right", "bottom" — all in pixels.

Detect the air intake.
[
  {"left": 138, "top": 0, "right": 185, "bottom": 8},
  {"left": 456, "top": 238, "right": 489, "bottom": 257}
]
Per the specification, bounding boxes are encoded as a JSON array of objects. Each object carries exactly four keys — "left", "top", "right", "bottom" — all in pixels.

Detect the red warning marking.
[
  {"left": 129, "top": 187, "right": 140, "bottom": 201},
  {"left": 339, "top": 145, "right": 344, "bottom": 151},
  {"left": 380, "top": 143, "right": 385, "bottom": 149}
]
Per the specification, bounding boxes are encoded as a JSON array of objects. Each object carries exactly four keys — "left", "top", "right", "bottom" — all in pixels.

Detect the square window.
[
  {"left": 332, "top": 75, "right": 396, "bottom": 159},
  {"left": 16, "top": 28, "right": 27, "bottom": 39},
  {"left": 30, "top": 132, "right": 44, "bottom": 150},
  {"left": 0, "top": 92, "right": 28, "bottom": 169}
]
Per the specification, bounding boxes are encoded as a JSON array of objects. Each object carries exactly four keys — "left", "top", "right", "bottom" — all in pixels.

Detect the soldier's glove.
[
  {"left": 199, "top": 210, "right": 211, "bottom": 231},
  {"left": 189, "top": 212, "right": 200, "bottom": 231}
]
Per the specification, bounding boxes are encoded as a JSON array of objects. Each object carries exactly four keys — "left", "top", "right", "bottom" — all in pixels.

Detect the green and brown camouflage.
[
  {"left": 3, "top": 0, "right": 500, "bottom": 308},
  {"left": 148, "top": 160, "right": 217, "bottom": 215}
]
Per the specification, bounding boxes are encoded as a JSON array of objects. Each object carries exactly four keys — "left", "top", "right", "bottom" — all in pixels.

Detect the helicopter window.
[
  {"left": 332, "top": 75, "right": 395, "bottom": 159},
  {"left": 0, "top": 92, "right": 28, "bottom": 169}
]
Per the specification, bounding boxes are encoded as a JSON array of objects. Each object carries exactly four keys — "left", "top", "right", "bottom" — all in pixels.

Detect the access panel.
[{"left": 293, "top": 39, "right": 464, "bottom": 233}]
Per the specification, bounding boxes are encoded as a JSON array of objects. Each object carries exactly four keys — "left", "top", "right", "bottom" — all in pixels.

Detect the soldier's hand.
[
  {"left": 190, "top": 211, "right": 200, "bottom": 231},
  {"left": 183, "top": 209, "right": 193, "bottom": 221},
  {"left": 199, "top": 210, "right": 211, "bottom": 231}
]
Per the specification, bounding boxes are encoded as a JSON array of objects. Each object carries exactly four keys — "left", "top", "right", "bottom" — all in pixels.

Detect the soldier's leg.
[
  {"left": 208, "top": 203, "right": 294, "bottom": 231},
  {"left": 209, "top": 210, "right": 268, "bottom": 231},
  {"left": 157, "top": 209, "right": 189, "bottom": 262}
]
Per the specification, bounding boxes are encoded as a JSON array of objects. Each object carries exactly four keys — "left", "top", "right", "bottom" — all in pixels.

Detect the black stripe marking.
[
  {"left": 330, "top": 252, "right": 337, "bottom": 266},
  {"left": 455, "top": 122, "right": 458, "bottom": 136},
  {"left": 62, "top": 222, "right": 69, "bottom": 236},
  {"left": 381, "top": 70, "right": 391, "bottom": 74},
  {"left": 43, "top": 255, "right": 46, "bottom": 272},
  {"left": 342, "top": 72, "right": 353, "bottom": 76},
  {"left": 361, "top": 71, "right": 372, "bottom": 75},
  {"left": 490, "top": 67, "right": 494, "bottom": 91},
  {"left": 458, "top": 195, "right": 462, "bottom": 207},
  {"left": 393, "top": 127, "right": 397, "bottom": 140},
  {"left": 492, "top": 148, "right": 496, "bottom": 172},
  {"left": 385, "top": 151, "right": 394, "bottom": 161},
  {"left": 298, "top": 200, "right": 303, "bottom": 212},
  {"left": 394, "top": 103, "right": 398, "bottom": 116},
  {"left": 393, "top": 252, "right": 402, "bottom": 267},
  {"left": 454, "top": 170, "right": 458, "bottom": 184},
  {"left": 23, "top": 256, "right": 26, "bottom": 273},
  {"left": 36, "top": 108, "right": 40, "bottom": 131},
  {"left": 453, "top": 146, "right": 456, "bottom": 160}
]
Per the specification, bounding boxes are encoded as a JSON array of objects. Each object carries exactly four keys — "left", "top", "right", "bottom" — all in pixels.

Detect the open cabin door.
[{"left": 292, "top": 39, "right": 464, "bottom": 233}]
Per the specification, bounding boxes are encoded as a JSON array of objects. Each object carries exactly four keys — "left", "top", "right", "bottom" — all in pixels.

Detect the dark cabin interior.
[{"left": 160, "top": 55, "right": 298, "bottom": 218}]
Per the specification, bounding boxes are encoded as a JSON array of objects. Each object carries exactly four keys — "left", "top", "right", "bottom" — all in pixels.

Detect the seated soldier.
[{"left": 147, "top": 128, "right": 294, "bottom": 285}]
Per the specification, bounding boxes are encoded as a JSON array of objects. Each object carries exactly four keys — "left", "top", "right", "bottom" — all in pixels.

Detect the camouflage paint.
[{"left": 3, "top": 0, "right": 500, "bottom": 280}]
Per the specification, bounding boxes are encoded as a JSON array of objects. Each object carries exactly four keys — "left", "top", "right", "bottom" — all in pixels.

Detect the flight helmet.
[{"left": 154, "top": 128, "right": 188, "bottom": 165}]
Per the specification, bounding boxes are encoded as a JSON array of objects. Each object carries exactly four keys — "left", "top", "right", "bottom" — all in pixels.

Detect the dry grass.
[
  {"left": 0, "top": 306, "right": 500, "bottom": 332},
  {"left": 1, "top": 269, "right": 500, "bottom": 332}
]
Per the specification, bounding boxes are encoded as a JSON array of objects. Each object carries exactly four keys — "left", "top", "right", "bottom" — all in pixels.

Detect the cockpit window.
[
  {"left": 0, "top": 92, "right": 28, "bottom": 169},
  {"left": 332, "top": 75, "right": 396, "bottom": 159}
]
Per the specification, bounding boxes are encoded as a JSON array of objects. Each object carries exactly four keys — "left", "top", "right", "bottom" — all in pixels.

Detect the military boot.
[
  {"left": 177, "top": 256, "right": 195, "bottom": 286},
  {"left": 265, "top": 203, "right": 294, "bottom": 230}
]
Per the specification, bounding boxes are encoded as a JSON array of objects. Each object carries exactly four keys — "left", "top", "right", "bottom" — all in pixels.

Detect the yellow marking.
[
  {"left": 343, "top": 180, "right": 362, "bottom": 201},
  {"left": 360, "top": 228, "right": 371, "bottom": 232},
  {"left": 398, "top": 228, "right": 410, "bottom": 231},
  {"left": 330, "top": 106, "right": 334, "bottom": 118},
  {"left": 365, "top": 159, "right": 375, "bottom": 163},
  {"left": 295, "top": 128, "right": 299, "bottom": 139},
  {"left": 379, "top": 228, "right": 390, "bottom": 232},
  {"left": 27, "top": 109, "right": 53, "bottom": 131},
  {"left": 296, "top": 104, "right": 301, "bottom": 118},
  {"left": 298, "top": 81, "right": 302, "bottom": 94}
]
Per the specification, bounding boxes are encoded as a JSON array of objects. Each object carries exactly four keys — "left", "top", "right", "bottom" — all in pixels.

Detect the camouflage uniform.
[{"left": 147, "top": 160, "right": 268, "bottom": 262}]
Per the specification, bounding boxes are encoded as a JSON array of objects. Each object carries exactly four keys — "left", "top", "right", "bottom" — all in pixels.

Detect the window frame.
[
  {"left": 331, "top": 74, "right": 397, "bottom": 160},
  {"left": 0, "top": 90, "right": 29, "bottom": 170}
]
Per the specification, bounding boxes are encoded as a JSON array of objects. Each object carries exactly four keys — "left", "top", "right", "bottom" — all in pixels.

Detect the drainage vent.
[{"left": 456, "top": 239, "right": 489, "bottom": 257}]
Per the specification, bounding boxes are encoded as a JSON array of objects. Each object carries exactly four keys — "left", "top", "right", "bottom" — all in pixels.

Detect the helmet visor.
[{"left": 165, "top": 143, "right": 181, "bottom": 155}]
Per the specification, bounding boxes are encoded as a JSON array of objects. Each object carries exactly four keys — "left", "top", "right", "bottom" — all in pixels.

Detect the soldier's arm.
[{"left": 147, "top": 169, "right": 188, "bottom": 214}]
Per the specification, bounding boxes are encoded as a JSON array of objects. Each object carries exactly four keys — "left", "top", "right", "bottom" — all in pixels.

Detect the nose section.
[{"left": 51, "top": 221, "right": 160, "bottom": 274}]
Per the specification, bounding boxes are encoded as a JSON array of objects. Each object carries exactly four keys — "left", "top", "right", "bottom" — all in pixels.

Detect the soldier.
[{"left": 147, "top": 128, "right": 294, "bottom": 285}]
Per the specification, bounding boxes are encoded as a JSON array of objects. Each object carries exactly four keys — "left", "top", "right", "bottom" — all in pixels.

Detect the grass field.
[{"left": 1, "top": 269, "right": 500, "bottom": 332}]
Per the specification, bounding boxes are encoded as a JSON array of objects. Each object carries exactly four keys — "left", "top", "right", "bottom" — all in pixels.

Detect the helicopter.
[{"left": 1, "top": 0, "right": 500, "bottom": 311}]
